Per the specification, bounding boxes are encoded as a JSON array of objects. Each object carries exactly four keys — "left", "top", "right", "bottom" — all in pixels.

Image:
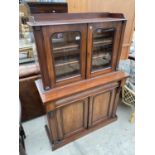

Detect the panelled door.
[
  {"left": 88, "top": 88, "right": 117, "bottom": 127},
  {"left": 48, "top": 98, "right": 88, "bottom": 142},
  {"left": 87, "top": 22, "right": 123, "bottom": 78},
  {"left": 47, "top": 83, "right": 119, "bottom": 143},
  {"left": 42, "top": 24, "right": 87, "bottom": 87}
]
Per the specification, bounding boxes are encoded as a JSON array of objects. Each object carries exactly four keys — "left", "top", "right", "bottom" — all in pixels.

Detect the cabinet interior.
[
  {"left": 51, "top": 31, "right": 81, "bottom": 81},
  {"left": 92, "top": 28, "right": 115, "bottom": 71}
]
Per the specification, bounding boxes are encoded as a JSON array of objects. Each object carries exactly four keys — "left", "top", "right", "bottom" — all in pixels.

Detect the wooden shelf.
[
  {"left": 55, "top": 53, "right": 111, "bottom": 68},
  {"left": 55, "top": 58, "right": 79, "bottom": 67},
  {"left": 53, "top": 43, "right": 79, "bottom": 51},
  {"left": 53, "top": 48, "right": 79, "bottom": 55},
  {"left": 93, "top": 39, "right": 112, "bottom": 47},
  {"left": 53, "top": 40, "right": 112, "bottom": 56},
  {"left": 93, "top": 34, "right": 113, "bottom": 39},
  {"left": 53, "top": 50, "right": 79, "bottom": 58}
]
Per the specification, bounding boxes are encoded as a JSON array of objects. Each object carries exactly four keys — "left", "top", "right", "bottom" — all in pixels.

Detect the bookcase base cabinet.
[{"left": 45, "top": 82, "right": 121, "bottom": 150}]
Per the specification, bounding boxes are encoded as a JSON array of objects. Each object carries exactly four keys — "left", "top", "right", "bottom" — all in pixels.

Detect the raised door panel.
[
  {"left": 62, "top": 100, "right": 84, "bottom": 136},
  {"left": 60, "top": 98, "right": 88, "bottom": 138},
  {"left": 92, "top": 92, "right": 110, "bottom": 122},
  {"left": 48, "top": 98, "right": 88, "bottom": 143},
  {"left": 88, "top": 89, "right": 116, "bottom": 127},
  {"left": 42, "top": 24, "right": 87, "bottom": 88},
  {"left": 87, "top": 22, "right": 122, "bottom": 78}
]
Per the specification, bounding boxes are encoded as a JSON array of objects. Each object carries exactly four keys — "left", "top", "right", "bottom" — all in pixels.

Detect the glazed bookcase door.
[
  {"left": 42, "top": 24, "right": 87, "bottom": 87},
  {"left": 87, "top": 22, "right": 122, "bottom": 78}
]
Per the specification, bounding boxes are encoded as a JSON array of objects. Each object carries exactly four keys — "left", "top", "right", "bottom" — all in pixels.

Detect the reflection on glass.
[
  {"left": 51, "top": 31, "right": 81, "bottom": 81},
  {"left": 92, "top": 28, "right": 115, "bottom": 71},
  {"left": 19, "top": 34, "right": 38, "bottom": 65}
]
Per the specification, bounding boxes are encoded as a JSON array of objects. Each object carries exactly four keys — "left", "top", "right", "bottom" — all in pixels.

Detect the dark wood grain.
[
  {"left": 108, "top": 89, "right": 116, "bottom": 117},
  {"left": 47, "top": 111, "right": 59, "bottom": 143},
  {"left": 30, "top": 12, "right": 128, "bottom": 150},
  {"left": 33, "top": 27, "right": 52, "bottom": 90},
  {"left": 112, "top": 78, "right": 127, "bottom": 117},
  {"left": 55, "top": 109, "right": 63, "bottom": 140},
  {"left": 91, "top": 92, "right": 111, "bottom": 125},
  {"left": 88, "top": 86, "right": 117, "bottom": 127},
  {"left": 19, "top": 75, "right": 45, "bottom": 122},
  {"left": 27, "top": 13, "right": 126, "bottom": 27},
  {"left": 27, "top": 2, "right": 68, "bottom": 14},
  {"left": 87, "top": 22, "right": 123, "bottom": 78},
  {"left": 46, "top": 116, "right": 117, "bottom": 150},
  {"left": 30, "top": 13, "right": 126, "bottom": 89},
  {"left": 44, "top": 77, "right": 126, "bottom": 150},
  {"left": 116, "top": 20, "right": 127, "bottom": 67},
  {"left": 42, "top": 24, "right": 87, "bottom": 87},
  {"left": 35, "top": 71, "right": 128, "bottom": 103},
  {"left": 54, "top": 82, "right": 118, "bottom": 110},
  {"left": 47, "top": 98, "right": 88, "bottom": 143},
  {"left": 19, "top": 2, "right": 68, "bottom": 122}
]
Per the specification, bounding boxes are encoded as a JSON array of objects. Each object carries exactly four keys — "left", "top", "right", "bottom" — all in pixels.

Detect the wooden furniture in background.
[
  {"left": 19, "top": 64, "right": 45, "bottom": 122},
  {"left": 27, "top": 2, "right": 68, "bottom": 14},
  {"left": 19, "top": 44, "right": 34, "bottom": 64},
  {"left": 66, "top": 0, "right": 135, "bottom": 59},
  {"left": 28, "top": 13, "right": 128, "bottom": 150},
  {"left": 19, "top": 2, "right": 68, "bottom": 122}
]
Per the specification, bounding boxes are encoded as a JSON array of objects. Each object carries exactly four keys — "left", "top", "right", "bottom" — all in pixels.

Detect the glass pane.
[
  {"left": 92, "top": 28, "right": 115, "bottom": 71},
  {"left": 51, "top": 31, "right": 81, "bottom": 81}
]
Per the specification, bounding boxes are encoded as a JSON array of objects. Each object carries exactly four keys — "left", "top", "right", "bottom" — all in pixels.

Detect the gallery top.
[{"left": 27, "top": 12, "right": 126, "bottom": 27}]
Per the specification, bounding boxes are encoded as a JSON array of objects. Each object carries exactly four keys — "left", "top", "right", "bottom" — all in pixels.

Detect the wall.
[{"left": 66, "top": 0, "right": 135, "bottom": 59}]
